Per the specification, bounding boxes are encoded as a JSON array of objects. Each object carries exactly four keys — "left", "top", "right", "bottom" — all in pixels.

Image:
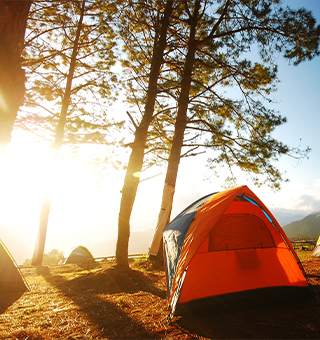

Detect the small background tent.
[
  {"left": 312, "top": 236, "right": 320, "bottom": 257},
  {"left": 59, "top": 245, "right": 94, "bottom": 265},
  {"left": 0, "top": 239, "right": 27, "bottom": 293},
  {"left": 163, "top": 186, "right": 311, "bottom": 315}
]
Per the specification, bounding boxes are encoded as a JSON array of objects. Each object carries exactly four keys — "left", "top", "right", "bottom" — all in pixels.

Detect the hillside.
[
  {"left": 283, "top": 211, "right": 320, "bottom": 238},
  {"left": 1, "top": 252, "right": 320, "bottom": 339}
]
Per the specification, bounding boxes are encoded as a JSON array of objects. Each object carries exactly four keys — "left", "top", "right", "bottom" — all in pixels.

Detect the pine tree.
[
  {"left": 115, "top": 0, "right": 174, "bottom": 267},
  {"left": 149, "top": 0, "right": 320, "bottom": 256},
  {"left": 24, "top": 0, "right": 119, "bottom": 265},
  {"left": 19, "top": 0, "right": 120, "bottom": 148}
]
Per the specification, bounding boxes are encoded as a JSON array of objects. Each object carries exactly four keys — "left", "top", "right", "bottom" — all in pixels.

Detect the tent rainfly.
[
  {"left": 59, "top": 246, "right": 94, "bottom": 265},
  {"left": 163, "top": 186, "right": 312, "bottom": 315},
  {"left": 0, "top": 239, "right": 28, "bottom": 293}
]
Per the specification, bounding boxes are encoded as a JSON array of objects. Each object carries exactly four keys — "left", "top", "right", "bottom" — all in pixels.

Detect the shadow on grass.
[
  {"left": 39, "top": 265, "right": 165, "bottom": 338},
  {"left": 74, "top": 265, "right": 166, "bottom": 298},
  {"left": 175, "top": 288, "right": 320, "bottom": 340},
  {"left": 0, "top": 291, "right": 25, "bottom": 314}
]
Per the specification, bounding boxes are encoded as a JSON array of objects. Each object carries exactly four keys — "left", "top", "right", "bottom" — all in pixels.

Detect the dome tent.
[
  {"left": 59, "top": 245, "right": 94, "bottom": 265},
  {"left": 0, "top": 239, "right": 28, "bottom": 293},
  {"left": 163, "top": 186, "right": 312, "bottom": 315}
]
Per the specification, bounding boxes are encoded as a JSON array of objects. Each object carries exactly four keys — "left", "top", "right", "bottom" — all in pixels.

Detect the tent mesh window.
[{"left": 208, "top": 214, "right": 276, "bottom": 251}]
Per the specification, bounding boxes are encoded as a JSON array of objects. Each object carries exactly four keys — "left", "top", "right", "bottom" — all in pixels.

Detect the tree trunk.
[
  {"left": 31, "top": 0, "right": 86, "bottom": 266},
  {"left": 149, "top": 183, "right": 175, "bottom": 256},
  {"left": 30, "top": 195, "right": 51, "bottom": 267},
  {"left": 0, "top": 1, "right": 32, "bottom": 154},
  {"left": 116, "top": 0, "right": 174, "bottom": 267},
  {"left": 149, "top": 0, "right": 200, "bottom": 257}
]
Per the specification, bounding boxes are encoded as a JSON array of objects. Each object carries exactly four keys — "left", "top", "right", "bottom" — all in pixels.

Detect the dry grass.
[{"left": 1, "top": 252, "right": 320, "bottom": 339}]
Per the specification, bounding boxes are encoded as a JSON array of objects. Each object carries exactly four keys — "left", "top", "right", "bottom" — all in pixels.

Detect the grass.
[{"left": 0, "top": 252, "right": 320, "bottom": 339}]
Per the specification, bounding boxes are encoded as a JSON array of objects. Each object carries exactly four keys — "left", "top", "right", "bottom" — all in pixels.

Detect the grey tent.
[
  {"left": 312, "top": 236, "right": 320, "bottom": 257},
  {"left": 59, "top": 245, "right": 94, "bottom": 264},
  {"left": 0, "top": 239, "right": 27, "bottom": 293}
]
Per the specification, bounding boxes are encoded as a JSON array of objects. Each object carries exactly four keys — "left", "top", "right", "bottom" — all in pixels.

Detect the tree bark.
[
  {"left": 31, "top": 0, "right": 86, "bottom": 266},
  {"left": 149, "top": 183, "right": 175, "bottom": 256},
  {"left": 150, "top": 0, "right": 200, "bottom": 257},
  {"left": 116, "top": 0, "right": 174, "bottom": 267},
  {"left": 0, "top": 0, "right": 32, "bottom": 153}
]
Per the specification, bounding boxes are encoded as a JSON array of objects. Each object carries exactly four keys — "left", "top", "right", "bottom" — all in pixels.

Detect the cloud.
[
  {"left": 270, "top": 186, "right": 320, "bottom": 225},
  {"left": 294, "top": 194, "right": 320, "bottom": 212}
]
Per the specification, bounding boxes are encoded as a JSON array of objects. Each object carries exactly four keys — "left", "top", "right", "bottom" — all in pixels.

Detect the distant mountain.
[
  {"left": 270, "top": 209, "right": 307, "bottom": 227},
  {"left": 283, "top": 211, "right": 320, "bottom": 238}
]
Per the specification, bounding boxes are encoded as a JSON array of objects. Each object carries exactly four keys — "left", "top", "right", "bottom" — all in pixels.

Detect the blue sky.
[
  {"left": 1, "top": 0, "right": 320, "bottom": 264},
  {"left": 262, "top": 0, "right": 320, "bottom": 214},
  {"left": 171, "top": 0, "right": 320, "bottom": 219}
]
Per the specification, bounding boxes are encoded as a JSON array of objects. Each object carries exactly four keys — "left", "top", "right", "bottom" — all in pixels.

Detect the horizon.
[{"left": 2, "top": 203, "right": 318, "bottom": 265}]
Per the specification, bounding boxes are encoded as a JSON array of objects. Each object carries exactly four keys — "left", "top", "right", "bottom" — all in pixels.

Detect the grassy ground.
[{"left": 1, "top": 251, "right": 320, "bottom": 339}]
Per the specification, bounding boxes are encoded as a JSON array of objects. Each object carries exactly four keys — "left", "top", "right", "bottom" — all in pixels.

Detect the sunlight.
[
  {"left": 0, "top": 149, "right": 45, "bottom": 228},
  {"left": 0, "top": 144, "right": 124, "bottom": 239},
  {"left": 0, "top": 92, "right": 8, "bottom": 112},
  {"left": 0, "top": 135, "right": 131, "bottom": 264}
]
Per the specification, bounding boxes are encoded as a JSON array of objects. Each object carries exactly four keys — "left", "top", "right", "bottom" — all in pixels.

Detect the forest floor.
[{"left": 1, "top": 250, "right": 320, "bottom": 339}]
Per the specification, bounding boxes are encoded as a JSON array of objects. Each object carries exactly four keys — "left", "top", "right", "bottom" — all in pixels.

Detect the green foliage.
[
  {"left": 17, "top": 0, "right": 319, "bottom": 191},
  {"left": 23, "top": 249, "right": 64, "bottom": 266},
  {"left": 130, "top": 0, "right": 318, "bottom": 190},
  {"left": 18, "top": 0, "right": 123, "bottom": 150}
]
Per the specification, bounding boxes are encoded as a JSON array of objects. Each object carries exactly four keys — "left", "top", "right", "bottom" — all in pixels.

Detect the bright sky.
[{"left": 1, "top": 0, "right": 320, "bottom": 264}]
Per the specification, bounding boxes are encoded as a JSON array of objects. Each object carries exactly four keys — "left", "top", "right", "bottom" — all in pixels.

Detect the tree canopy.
[
  {"left": 153, "top": 0, "right": 319, "bottom": 190},
  {"left": 19, "top": 0, "right": 121, "bottom": 150}
]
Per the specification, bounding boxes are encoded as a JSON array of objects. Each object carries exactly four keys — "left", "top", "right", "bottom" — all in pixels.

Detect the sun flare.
[{"left": 0, "top": 144, "right": 124, "bottom": 238}]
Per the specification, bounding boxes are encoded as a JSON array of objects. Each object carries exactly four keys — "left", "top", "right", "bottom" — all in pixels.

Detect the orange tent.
[{"left": 163, "top": 186, "right": 311, "bottom": 315}]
